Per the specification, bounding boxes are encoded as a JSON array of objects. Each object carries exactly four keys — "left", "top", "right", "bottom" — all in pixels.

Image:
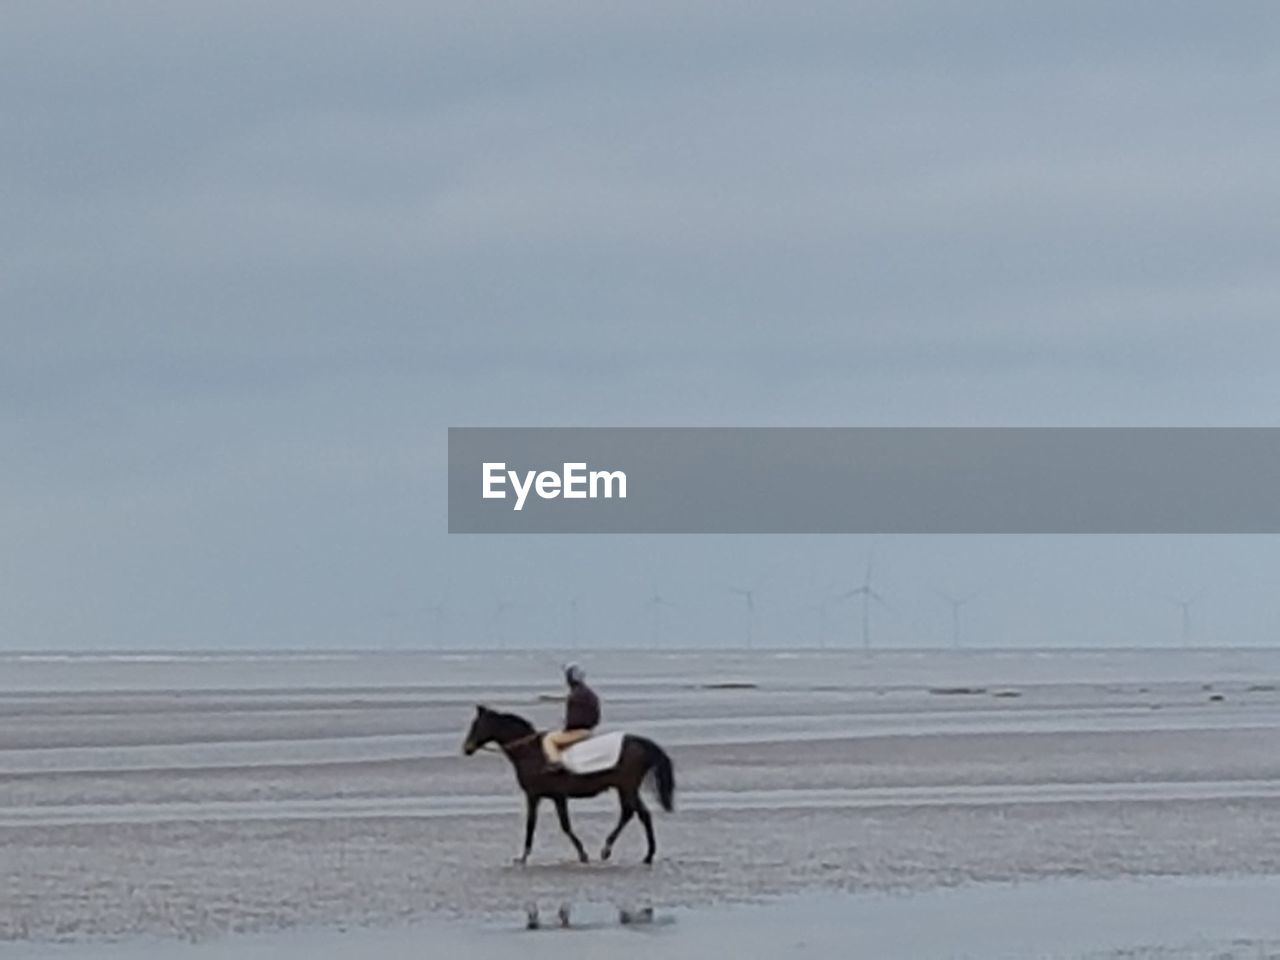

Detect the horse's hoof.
[
  {"left": 643, "top": 856, "right": 654, "bottom": 866},
  {"left": 600, "top": 847, "right": 612, "bottom": 862},
  {"left": 578, "top": 852, "right": 589, "bottom": 864},
  {"left": 514, "top": 856, "right": 528, "bottom": 867},
  {"left": 620, "top": 906, "right": 655, "bottom": 925}
]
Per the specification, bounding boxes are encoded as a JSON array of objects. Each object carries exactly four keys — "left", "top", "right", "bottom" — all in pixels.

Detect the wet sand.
[
  {"left": 3, "top": 649, "right": 1280, "bottom": 954},
  {"left": 9, "top": 875, "right": 1280, "bottom": 960}
]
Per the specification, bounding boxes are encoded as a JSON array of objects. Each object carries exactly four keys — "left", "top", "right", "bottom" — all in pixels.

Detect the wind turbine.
[
  {"left": 567, "top": 596, "right": 581, "bottom": 651},
  {"left": 1167, "top": 589, "right": 1205, "bottom": 647},
  {"left": 807, "top": 590, "right": 836, "bottom": 649},
  {"left": 936, "top": 591, "right": 979, "bottom": 649},
  {"left": 491, "top": 597, "right": 514, "bottom": 650},
  {"left": 834, "top": 554, "right": 890, "bottom": 652},
  {"left": 644, "top": 587, "right": 677, "bottom": 649},
  {"left": 727, "top": 581, "right": 764, "bottom": 649},
  {"left": 426, "top": 602, "right": 446, "bottom": 648}
]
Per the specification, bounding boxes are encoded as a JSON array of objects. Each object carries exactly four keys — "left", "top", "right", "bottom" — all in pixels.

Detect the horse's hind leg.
[
  {"left": 634, "top": 795, "right": 656, "bottom": 865},
  {"left": 553, "top": 796, "right": 589, "bottom": 864},
  {"left": 600, "top": 790, "right": 635, "bottom": 862}
]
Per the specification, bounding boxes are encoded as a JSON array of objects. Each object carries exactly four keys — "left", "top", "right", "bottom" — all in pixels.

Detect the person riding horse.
[{"left": 543, "top": 664, "right": 599, "bottom": 769}]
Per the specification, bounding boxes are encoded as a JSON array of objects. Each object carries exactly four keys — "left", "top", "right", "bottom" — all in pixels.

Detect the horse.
[{"left": 462, "top": 705, "right": 675, "bottom": 865}]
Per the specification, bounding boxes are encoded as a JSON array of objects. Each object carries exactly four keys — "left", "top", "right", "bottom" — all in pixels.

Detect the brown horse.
[{"left": 462, "top": 705, "right": 675, "bottom": 865}]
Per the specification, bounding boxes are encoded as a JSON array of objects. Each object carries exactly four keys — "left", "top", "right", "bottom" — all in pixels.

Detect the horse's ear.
[{"left": 475, "top": 704, "right": 487, "bottom": 716}]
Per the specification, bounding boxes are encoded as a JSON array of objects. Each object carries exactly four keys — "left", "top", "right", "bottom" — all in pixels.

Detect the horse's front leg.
[
  {"left": 553, "top": 796, "right": 589, "bottom": 864},
  {"left": 516, "top": 794, "right": 540, "bottom": 865}
]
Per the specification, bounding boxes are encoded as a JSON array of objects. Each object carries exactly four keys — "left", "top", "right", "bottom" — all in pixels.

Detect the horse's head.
[
  {"left": 462, "top": 704, "right": 533, "bottom": 755},
  {"left": 462, "top": 704, "right": 495, "bottom": 755}
]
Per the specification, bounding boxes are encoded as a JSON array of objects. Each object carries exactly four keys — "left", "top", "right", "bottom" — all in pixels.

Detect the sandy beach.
[{"left": 4, "top": 649, "right": 1280, "bottom": 956}]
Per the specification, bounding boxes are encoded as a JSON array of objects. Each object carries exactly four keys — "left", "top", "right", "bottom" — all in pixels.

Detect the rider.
[{"left": 543, "top": 663, "right": 600, "bottom": 769}]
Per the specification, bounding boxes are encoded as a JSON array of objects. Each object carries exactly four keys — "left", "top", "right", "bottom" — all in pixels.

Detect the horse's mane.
[{"left": 487, "top": 709, "right": 536, "bottom": 736}]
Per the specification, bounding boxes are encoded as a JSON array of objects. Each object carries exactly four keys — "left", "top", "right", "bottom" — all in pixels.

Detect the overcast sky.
[{"left": 4, "top": 2, "right": 1280, "bottom": 651}]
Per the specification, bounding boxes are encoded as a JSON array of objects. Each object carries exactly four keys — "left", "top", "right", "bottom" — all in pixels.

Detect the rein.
[
  {"left": 480, "top": 730, "right": 541, "bottom": 754},
  {"left": 504, "top": 731, "right": 542, "bottom": 750}
]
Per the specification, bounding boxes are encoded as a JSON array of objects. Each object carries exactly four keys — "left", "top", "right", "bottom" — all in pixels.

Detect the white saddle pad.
[{"left": 561, "top": 731, "right": 626, "bottom": 774}]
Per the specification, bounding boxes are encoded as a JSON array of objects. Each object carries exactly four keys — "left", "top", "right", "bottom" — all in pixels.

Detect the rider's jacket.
[{"left": 565, "top": 681, "right": 600, "bottom": 730}]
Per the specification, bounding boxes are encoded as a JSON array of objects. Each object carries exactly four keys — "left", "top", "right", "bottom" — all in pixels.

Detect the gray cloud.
[{"left": 3, "top": 2, "right": 1279, "bottom": 649}]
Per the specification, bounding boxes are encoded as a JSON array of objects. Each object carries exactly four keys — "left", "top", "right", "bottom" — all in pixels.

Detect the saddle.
[{"left": 558, "top": 731, "right": 626, "bottom": 774}]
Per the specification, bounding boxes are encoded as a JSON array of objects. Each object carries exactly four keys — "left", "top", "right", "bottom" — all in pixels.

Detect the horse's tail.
[{"left": 635, "top": 736, "right": 675, "bottom": 812}]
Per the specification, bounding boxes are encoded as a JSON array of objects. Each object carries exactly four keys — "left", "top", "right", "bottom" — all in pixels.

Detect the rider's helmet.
[{"left": 565, "top": 663, "right": 585, "bottom": 685}]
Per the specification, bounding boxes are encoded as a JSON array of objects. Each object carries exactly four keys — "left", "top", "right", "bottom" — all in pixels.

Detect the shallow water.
[
  {"left": 5, "top": 646, "right": 1280, "bottom": 693},
  {"left": 8, "top": 778, "right": 1280, "bottom": 829}
]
